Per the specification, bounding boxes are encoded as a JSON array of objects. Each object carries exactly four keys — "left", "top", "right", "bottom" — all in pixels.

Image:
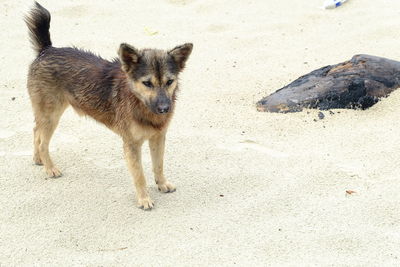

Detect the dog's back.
[{"left": 29, "top": 46, "right": 124, "bottom": 125}]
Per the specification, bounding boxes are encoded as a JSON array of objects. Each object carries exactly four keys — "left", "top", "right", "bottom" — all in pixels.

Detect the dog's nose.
[{"left": 157, "top": 104, "right": 170, "bottom": 113}]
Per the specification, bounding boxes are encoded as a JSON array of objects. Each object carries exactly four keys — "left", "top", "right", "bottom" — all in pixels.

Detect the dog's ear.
[
  {"left": 168, "top": 43, "right": 193, "bottom": 71},
  {"left": 118, "top": 43, "right": 140, "bottom": 73}
]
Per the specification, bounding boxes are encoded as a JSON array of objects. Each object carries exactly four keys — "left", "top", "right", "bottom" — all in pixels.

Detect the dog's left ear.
[
  {"left": 118, "top": 43, "right": 140, "bottom": 73},
  {"left": 168, "top": 43, "right": 193, "bottom": 71}
]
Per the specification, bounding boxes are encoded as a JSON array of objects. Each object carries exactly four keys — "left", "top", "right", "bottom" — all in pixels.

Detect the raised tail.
[{"left": 25, "top": 2, "right": 52, "bottom": 55}]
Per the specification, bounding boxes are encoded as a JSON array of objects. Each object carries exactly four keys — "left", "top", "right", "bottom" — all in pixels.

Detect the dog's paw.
[
  {"left": 33, "top": 155, "right": 43, "bottom": 165},
  {"left": 158, "top": 181, "right": 176, "bottom": 193},
  {"left": 46, "top": 167, "right": 62, "bottom": 178},
  {"left": 137, "top": 197, "right": 154, "bottom": 210}
]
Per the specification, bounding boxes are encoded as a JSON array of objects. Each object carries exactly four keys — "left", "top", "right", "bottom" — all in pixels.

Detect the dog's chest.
[{"left": 129, "top": 122, "right": 160, "bottom": 142}]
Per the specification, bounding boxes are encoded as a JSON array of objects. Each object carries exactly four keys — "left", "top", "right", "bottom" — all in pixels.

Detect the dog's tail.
[{"left": 25, "top": 2, "right": 52, "bottom": 55}]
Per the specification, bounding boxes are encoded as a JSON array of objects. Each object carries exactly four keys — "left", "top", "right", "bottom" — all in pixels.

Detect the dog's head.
[{"left": 118, "top": 43, "right": 193, "bottom": 114}]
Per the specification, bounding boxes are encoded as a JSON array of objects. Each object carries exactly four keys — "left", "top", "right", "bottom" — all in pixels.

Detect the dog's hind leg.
[
  {"left": 31, "top": 93, "right": 68, "bottom": 178},
  {"left": 33, "top": 125, "right": 42, "bottom": 165}
]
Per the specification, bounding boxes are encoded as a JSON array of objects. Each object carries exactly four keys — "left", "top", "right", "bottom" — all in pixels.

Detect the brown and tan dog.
[{"left": 25, "top": 2, "right": 193, "bottom": 209}]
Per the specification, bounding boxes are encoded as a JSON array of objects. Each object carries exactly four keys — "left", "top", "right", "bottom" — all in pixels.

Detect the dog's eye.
[
  {"left": 166, "top": 79, "right": 174, "bottom": 86},
  {"left": 142, "top": 81, "right": 153, "bottom": 88}
]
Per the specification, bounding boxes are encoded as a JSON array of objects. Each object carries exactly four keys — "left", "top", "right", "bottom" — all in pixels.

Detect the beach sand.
[{"left": 1, "top": 0, "right": 400, "bottom": 265}]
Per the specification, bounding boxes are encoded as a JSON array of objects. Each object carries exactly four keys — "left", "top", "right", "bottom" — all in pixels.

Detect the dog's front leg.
[
  {"left": 123, "top": 141, "right": 154, "bottom": 210},
  {"left": 149, "top": 132, "right": 176, "bottom": 193}
]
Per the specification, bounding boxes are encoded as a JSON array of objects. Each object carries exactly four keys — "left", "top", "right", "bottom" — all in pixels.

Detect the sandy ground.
[{"left": 1, "top": 0, "right": 400, "bottom": 265}]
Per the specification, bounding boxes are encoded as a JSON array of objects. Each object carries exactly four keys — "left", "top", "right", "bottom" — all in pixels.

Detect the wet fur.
[{"left": 25, "top": 2, "right": 192, "bottom": 209}]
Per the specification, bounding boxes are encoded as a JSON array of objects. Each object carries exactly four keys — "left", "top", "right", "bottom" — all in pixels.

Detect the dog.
[{"left": 25, "top": 2, "right": 193, "bottom": 210}]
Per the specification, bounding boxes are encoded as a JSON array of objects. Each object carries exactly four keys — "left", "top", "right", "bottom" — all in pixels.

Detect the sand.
[{"left": 1, "top": 0, "right": 400, "bottom": 265}]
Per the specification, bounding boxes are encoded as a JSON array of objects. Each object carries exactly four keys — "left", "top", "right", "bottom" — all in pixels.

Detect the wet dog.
[{"left": 25, "top": 2, "right": 193, "bottom": 209}]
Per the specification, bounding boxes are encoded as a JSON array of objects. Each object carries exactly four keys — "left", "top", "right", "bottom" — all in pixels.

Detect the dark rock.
[{"left": 257, "top": 55, "right": 400, "bottom": 113}]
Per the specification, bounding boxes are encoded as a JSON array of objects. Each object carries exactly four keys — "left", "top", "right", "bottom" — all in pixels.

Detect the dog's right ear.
[{"left": 118, "top": 43, "right": 140, "bottom": 73}]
